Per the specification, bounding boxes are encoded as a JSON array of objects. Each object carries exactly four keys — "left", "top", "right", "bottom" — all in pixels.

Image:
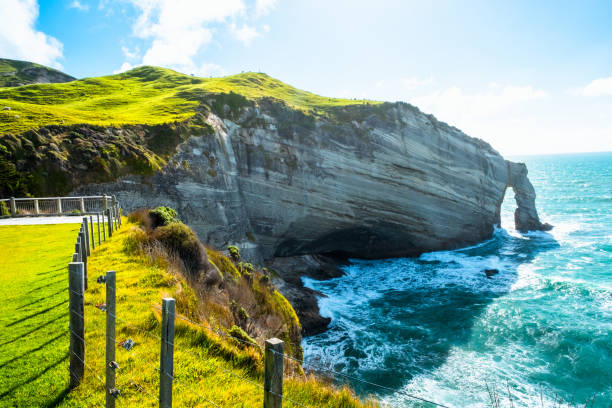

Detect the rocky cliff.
[{"left": 74, "top": 98, "right": 551, "bottom": 334}]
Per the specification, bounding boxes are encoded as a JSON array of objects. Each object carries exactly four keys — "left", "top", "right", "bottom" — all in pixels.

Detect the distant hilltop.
[{"left": 0, "top": 58, "right": 75, "bottom": 87}]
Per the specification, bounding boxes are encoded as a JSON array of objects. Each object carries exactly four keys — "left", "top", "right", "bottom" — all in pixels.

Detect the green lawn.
[
  {"left": 0, "top": 222, "right": 376, "bottom": 408},
  {"left": 0, "top": 223, "right": 79, "bottom": 407}
]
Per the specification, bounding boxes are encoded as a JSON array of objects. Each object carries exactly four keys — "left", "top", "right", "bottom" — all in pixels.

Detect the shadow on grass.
[
  {"left": 16, "top": 287, "right": 68, "bottom": 310},
  {"left": 6, "top": 299, "right": 68, "bottom": 327},
  {"left": 0, "top": 351, "right": 69, "bottom": 399},
  {"left": 43, "top": 387, "right": 71, "bottom": 408},
  {"left": 0, "top": 312, "right": 68, "bottom": 347},
  {"left": 0, "top": 331, "right": 67, "bottom": 369},
  {"left": 25, "top": 277, "right": 66, "bottom": 294},
  {"left": 37, "top": 266, "right": 66, "bottom": 276}
]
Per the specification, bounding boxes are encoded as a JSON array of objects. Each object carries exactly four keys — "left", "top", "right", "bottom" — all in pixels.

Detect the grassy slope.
[
  {"left": 0, "top": 222, "right": 375, "bottom": 408},
  {"left": 0, "top": 66, "right": 381, "bottom": 135},
  {"left": 0, "top": 58, "right": 75, "bottom": 88}
]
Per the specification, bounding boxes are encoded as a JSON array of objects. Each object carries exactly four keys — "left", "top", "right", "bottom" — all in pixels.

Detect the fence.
[
  {"left": 0, "top": 195, "right": 115, "bottom": 217},
  {"left": 4, "top": 195, "right": 448, "bottom": 407},
  {"left": 64, "top": 213, "right": 449, "bottom": 408}
]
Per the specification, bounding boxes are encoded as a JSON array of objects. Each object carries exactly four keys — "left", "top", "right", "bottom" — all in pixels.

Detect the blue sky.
[{"left": 1, "top": 0, "right": 611, "bottom": 155}]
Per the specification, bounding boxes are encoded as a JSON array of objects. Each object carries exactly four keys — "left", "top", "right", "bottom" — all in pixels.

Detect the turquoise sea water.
[{"left": 302, "top": 152, "right": 612, "bottom": 407}]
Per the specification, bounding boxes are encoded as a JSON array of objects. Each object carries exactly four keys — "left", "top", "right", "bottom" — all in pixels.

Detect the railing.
[{"left": 0, "top": 195, "right": 115, "bottom": 217}]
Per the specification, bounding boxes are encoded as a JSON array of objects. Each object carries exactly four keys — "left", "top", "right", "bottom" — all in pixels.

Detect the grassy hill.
[
  {"left": 0, "top": 65, "right": 380, "bottom": 135},
  {"left": 0, "top": 64, "right": 388, "bottom": 197},
  {"left": 0, "top": 219, "right": 375, "bottom": 407},
  {"left": 0, "top": 58, "right": 75, "bottom": 88}
]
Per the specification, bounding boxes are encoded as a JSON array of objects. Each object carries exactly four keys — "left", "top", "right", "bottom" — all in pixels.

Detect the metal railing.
[{"left": 0, "top": 195, "right": 115, "bottom": 217}]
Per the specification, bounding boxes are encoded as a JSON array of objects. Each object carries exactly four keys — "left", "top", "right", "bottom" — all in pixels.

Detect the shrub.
[
  {"left": 151, "top": 223, "right": 206, "bottom": 276},
  {"left": 227, "top": 325, "right": 258, "bottom": 349},
  {"left": 149, "top": 206, "right": 178, "bottom": 228},
  {"left": 127, "top": 208, "right": 151, "bottom": 226},
  {"left": 70, "top": 209, "right": 81, "bottom": 215},
  {"left": 238, "top": 307, "right": 250, "bottom": 321},
  {"left": 227, "top": 245, "right": 240, "bottom": 262},
  {"left": 123, "top": 226, "right": 149, "bottom": 254},
  {"left": 0, "top": 201, "right": 9, "bottom": 216},
  {"left": 206, "top": 248, "right": 240, "bottom": 280}
]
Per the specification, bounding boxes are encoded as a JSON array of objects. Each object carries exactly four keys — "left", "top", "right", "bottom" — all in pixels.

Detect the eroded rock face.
[
  {"left": 77, "top": 100, "right": 551, "bottom": 335},
  {"left": 83, "top": 101, "right": 549, "bottom": 260},
  {"left": 506, "top": 161, "right": 553, "bottom": 232}
]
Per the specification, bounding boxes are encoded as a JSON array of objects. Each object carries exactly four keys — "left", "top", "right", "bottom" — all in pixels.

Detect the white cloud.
[
  {"left": 262, "top": 24, "right": 270, "bottom": 32},
  {"left": 411, "top": 83, "right": 547, "bottom": 119},
  {"left": 255, "top": 0, "right": 277, "bottom": 17},
  {"left": 580, "top": 76, "right": 612, "bottom": 96},
  {"left": 191, "top": 62, "right": 225, "bottom": 77},
  {"left": 401, "top": 76, "right": 435, "bottom": 91},
  {"left": 125, "top": 0, "right": 245, "bottom": 72},
  {"left": 231, "top": 23, "right": 260, "bottom": 46},
  {"left": 0, "top": 0, "right": 63, "bottom": 68},
  {"left": 113, "top": 61, "right": 135, "bottom": 74},
  {"left": 121, "top": 45, "right": 139, "bottom": 60},
  {"left": 69, "top": 0, "right": 89, "bottom": 11},
  {"left": 407, "top": 83, "right": 550, "bottom": 155}
]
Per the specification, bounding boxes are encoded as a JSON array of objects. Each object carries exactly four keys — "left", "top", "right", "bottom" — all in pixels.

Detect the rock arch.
[{"left": 504, "top": 161, "right": 552, "bottom": 232}]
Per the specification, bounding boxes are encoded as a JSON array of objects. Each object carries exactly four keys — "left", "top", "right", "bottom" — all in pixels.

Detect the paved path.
[{"left": 0, "top": 216, "right": 108, "bottom": 225}]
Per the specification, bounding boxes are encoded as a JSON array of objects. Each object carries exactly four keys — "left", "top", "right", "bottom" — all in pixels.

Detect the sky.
[{"left": 0, "top": 0, "right": 611, "bottom": 156}]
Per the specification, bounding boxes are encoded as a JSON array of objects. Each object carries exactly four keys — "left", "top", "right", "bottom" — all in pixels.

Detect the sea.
[{"left": 302, "top": 152, "right": 612, "bottom": 407}]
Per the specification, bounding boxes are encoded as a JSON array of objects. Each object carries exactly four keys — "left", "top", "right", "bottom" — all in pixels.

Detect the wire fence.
[{"left": 4, "top": 196, "right": 453, "bottom": 408}]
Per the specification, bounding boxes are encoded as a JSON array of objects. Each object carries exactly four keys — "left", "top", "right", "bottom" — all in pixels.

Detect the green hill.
[
  {"left": 0, "top": 65, "right": 380, "bottom": 135},
  {"left": 0, "top": 64, "right": 388, "bottom": 197},
  {"left": 0, "top": 58, "right": 75, "bottom": 88}
]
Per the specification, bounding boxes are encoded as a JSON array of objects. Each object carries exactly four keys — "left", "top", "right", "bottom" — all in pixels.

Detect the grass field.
[
  {"left": 0, "top": 221, "right": 375, "bottom": 408},
  {"left": 0, "top": 223, "right": 79, "bottom": 407}
]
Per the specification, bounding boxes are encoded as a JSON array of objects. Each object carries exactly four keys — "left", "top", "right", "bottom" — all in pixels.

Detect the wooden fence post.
[
  {"left": 83, "top": 218, "right": 91, "bottom": 256},
  {"left": 9, "top": 197, "right": 16, "bottom": 217},
  {"left": 34, "top": 199, "right": 39, "bottom": 215},
  {"left": 107, "top": 209, "right": 113, "bottom": 238},
  {"left": 90, "top": 215, "right": 95, "bottom": 250},
  {"left": 97, "top": 213, "right": 102, "bottom": 245},
  {"left": 159, "top": 298, "right": 175, "bottom": 408},
  {"left": 102, "top": 212, "right": 106, "bottom": 241},
  {"left": 69, "top": 262, "right": 85, "bottom": 388},
  {"left": 264, "top": 338, "right": 284, "bottom": 408},
  {"left": 75, "top": 238, "right": 81, "bottom": 262},
  {"left": 79, "top": 197, "right": 85, "bottom": 213},
  {"left": 79, "top": 230, "right": 88, "bottom": 290},
  {"left": 105, "top": 271, "right": 116, "bottom": 408},
  {"left": 57, "top": 197, "right": 62, "bottom": 214}
]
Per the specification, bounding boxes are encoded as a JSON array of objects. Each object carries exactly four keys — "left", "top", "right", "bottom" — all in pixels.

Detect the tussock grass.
[{"left": 0, "top": 221, "right": 377, "bottom": 407}]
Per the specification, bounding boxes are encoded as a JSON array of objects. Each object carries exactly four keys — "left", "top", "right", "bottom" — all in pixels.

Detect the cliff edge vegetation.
[
  {"left": 0, "top": 65, "right": 379, "bottom": 136},
  {"left": 0, "top": 64, "right": 384, "bottom": 197},
  {"left": 0, "top": 216, "right": 376, "bottom": 407}
]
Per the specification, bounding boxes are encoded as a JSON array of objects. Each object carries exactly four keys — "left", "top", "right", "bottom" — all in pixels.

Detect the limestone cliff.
[
  {"left": 81, "top": 100, "right": 549, "bottom": 256},
  {"left": 75, "top": 99, "right": 550, "bottom": 333}
]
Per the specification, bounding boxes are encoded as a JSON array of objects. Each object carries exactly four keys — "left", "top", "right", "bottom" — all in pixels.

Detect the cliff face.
[
  {"left": 76, "top": 99, "right": 550, "bottom": 334},
  {"left": 83, "top": 100, "right": 549, "bottom": 260}
]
